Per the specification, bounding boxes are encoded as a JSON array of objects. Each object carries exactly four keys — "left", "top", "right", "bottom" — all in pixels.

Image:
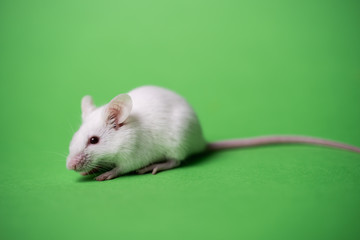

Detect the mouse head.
[{"left": 66, "top": 94, "right": 132, "bottom": 172}]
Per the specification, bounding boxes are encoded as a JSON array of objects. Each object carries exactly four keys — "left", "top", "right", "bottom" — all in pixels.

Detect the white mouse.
[{"left": 66, "top": 86, "right": 360, "bottom": 181}]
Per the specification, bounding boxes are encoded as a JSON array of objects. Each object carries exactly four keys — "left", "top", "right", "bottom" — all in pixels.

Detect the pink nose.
[
  {"left": 67, "top": 161, "right": 78, "bottom": 170},
  {"left": 66, "top": 154, "right": 86, "bottom": 170},
  {"left": 66, "top": 157, "right": 77, "bottom": 170}
]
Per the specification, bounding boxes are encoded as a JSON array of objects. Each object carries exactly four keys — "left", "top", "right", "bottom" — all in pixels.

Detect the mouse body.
[
  {"left": 67, "top": 86, "right": 206, "bottom": 181},
  {"left": 67, "top": 85, "right": 360, "bottom": 181}
]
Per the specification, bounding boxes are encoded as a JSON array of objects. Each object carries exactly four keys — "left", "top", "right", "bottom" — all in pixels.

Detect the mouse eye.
[{"left": 89, "top": 136, "right": 99, "bottom": 144}]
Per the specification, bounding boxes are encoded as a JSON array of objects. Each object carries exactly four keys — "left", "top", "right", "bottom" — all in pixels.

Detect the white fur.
[{"left": 67, "top": 86, "right": 207, "bottom": 174}]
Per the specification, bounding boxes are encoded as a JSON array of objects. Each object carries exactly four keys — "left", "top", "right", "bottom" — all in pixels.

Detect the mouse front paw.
[{"left": 95, "top": 167, "right": 121, "bottom": 181}]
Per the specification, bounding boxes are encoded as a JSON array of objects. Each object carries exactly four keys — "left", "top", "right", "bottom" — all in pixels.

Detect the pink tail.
[{"left": 207, "top": 136, "right": 360, "bottom": 153}]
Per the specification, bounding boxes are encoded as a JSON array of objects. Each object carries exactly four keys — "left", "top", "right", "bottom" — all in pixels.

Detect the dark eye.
[{"left": 89, "top": 136, "right": 99, "bottom": 144}]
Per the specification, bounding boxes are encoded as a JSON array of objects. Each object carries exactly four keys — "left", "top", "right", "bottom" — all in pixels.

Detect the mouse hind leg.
[
  {"left": 95, "top": 167, "right": 121, "bottom": 181},
  {"left": 136, "top": 159, "right": 180, "bottom": 175}
]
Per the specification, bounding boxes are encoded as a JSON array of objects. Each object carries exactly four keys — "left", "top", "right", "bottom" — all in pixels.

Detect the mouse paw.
[
  {"left": 95, "top": 167, "right": 120, "bottom": 181},
  {"left": 136, "top": 160, "right": 180, "bottom": 175}
]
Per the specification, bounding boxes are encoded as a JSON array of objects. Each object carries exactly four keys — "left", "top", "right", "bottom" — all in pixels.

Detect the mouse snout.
[{"left": 66, "top": 153, "right": 88, "bottom": 171}]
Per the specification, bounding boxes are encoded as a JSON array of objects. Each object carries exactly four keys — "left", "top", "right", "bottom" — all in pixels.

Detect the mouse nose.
[
  {"left": 66, "top": 154, "right": 86, "bottom": 170},
  {"left": 66, "top": 156, "right": 76, "bottom": 170},
  {"left": 67, "top": 161, "right": 77, "bottom": 170}
]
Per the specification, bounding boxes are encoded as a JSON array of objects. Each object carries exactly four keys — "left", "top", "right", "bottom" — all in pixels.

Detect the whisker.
[
  {"left": 44, "top": 151, "right": 68, "bottom": 160},
  {"left": 67, "top": 120, "right": 76, "bottom": 133}
]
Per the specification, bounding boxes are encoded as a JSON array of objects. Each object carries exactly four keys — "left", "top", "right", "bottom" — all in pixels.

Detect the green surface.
[{"left": 1, "top": 0, "right": 360, "bottom": 239}]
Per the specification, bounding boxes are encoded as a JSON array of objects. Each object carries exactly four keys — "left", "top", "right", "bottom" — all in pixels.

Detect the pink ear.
[
  {"left": 81, "top": 95, "right": 96, "bottom": 120},
  {"left": 106, "top": 94, "right": 132, "bottom": 126}
]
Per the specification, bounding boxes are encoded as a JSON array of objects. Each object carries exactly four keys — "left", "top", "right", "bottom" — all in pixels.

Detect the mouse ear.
[
  {"left": 105, "top": 94, "right": 132, "bottom": 127},
  {"left": 81, "top": 95, "right": 96, "bottom": 120}
]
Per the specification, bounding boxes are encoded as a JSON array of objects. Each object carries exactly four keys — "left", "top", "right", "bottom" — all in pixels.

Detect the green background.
[{"left": 1, "top": 0, "right": 360, "bottom": 239}]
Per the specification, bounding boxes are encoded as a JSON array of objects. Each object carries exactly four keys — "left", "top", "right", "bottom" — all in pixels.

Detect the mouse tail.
[{"left": 207, "top": 135, "right": 360, "bottom": 153}]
